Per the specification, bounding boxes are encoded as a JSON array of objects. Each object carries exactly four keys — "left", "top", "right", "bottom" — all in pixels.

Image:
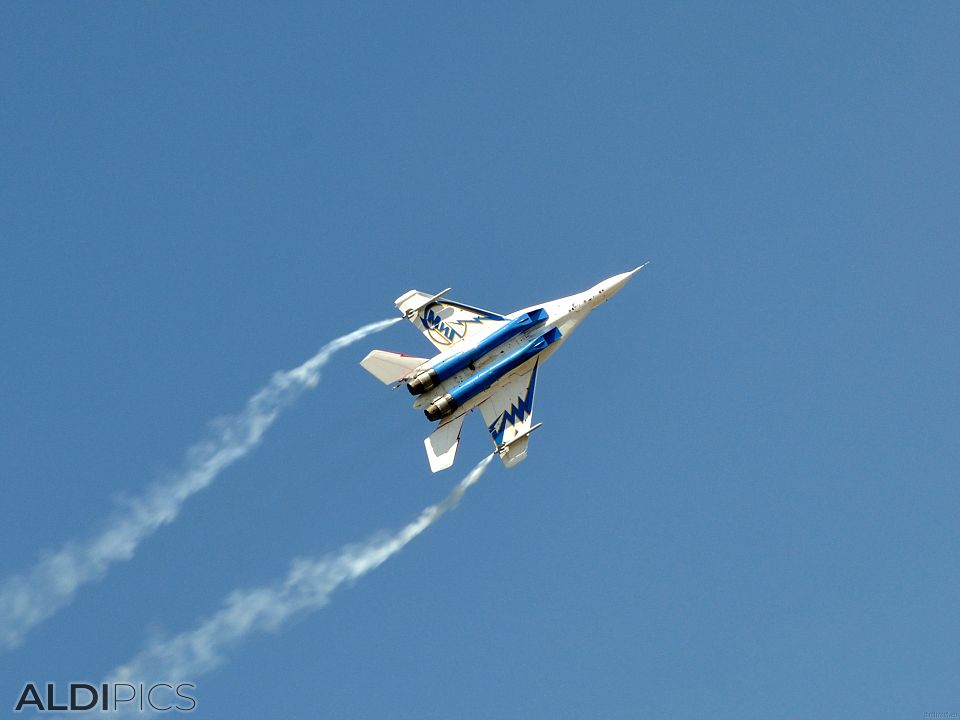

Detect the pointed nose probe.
[{"left": 592, "top": 263, "right": 648, "bottom": 302}]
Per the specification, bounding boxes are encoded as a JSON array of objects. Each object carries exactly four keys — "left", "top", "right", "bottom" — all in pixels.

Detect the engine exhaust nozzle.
[
  {"left": 424, "top": 393, "right": 457, "bottom": 422},
  {"left": 407, "top": 368, "right": 439, "bottom": 395}
]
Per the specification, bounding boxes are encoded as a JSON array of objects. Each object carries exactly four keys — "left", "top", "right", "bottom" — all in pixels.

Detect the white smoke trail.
[
  {"left": 108, "top": 454, "right": 493, "bottom": 689},
  {"left": 0, "top": 318, "right": 401, "bottom": 651}
]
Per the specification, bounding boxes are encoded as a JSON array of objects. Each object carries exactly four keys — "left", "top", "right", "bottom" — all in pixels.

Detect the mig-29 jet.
[{"left": 360, "top": 265, "right": 647, "bottom": 472}]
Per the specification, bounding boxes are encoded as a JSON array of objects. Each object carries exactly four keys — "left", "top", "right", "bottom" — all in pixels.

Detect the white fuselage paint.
[{"left": 413, "top": 267, "right": 644, "bottom": 419}]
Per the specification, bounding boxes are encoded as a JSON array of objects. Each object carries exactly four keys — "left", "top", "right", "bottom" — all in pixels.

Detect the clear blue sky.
[{"left": 2, "top": 2, "right": 959, "bottom": 718}]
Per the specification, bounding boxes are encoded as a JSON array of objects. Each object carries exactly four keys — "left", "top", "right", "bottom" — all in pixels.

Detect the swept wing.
[
  {"left": 478, "top": 360, "right": 542, "bottom": 469},
  {"left": 395, "top": 289, "right": 507, "bottom": 352}
]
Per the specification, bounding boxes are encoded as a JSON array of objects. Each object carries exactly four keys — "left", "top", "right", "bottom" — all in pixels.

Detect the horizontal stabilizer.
[
  {"left": 360, "top": 350, "right": 427, "bottom": 385},
  {"left": 424, "top": 414, "right": 465, "bottom": 473}
]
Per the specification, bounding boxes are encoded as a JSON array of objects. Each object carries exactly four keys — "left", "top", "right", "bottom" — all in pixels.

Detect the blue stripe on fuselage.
[
  {"left": 447, "top": 326, "right": 560, "bottom": 408},
  {"left": 429, "top": 308, "right": 548, "bottom": 386}
]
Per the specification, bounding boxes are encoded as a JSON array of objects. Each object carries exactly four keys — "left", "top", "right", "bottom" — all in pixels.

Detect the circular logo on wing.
[{"left": 420, "top": 303, "right": 468, "bottom": 346}]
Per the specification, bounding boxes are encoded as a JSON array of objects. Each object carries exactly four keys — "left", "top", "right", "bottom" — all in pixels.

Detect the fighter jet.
[{"left": 360, "top": 265, "right": 648, "bottom": 472}]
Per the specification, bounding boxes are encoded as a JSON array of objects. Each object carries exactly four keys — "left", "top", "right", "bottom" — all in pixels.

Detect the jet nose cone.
[{"left": 596, "top": 262, "right": 649, "bottom": 298}]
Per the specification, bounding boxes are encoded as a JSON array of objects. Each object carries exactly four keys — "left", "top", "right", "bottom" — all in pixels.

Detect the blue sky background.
[{"left": 2, "top": 2, "right": 959, "bottom": 718}]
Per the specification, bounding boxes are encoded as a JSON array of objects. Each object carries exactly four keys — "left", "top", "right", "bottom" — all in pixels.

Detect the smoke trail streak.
[
  {"left": 0, "top": 318, "right": 400, "bottom": 651},
  {"left": 108, "top": 454, "right": 493, "bottom": 690}
]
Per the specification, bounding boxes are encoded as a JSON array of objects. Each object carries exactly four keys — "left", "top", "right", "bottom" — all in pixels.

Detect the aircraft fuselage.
[{"left": 413, "top": 267, "right": 643, "bottom": 422}]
